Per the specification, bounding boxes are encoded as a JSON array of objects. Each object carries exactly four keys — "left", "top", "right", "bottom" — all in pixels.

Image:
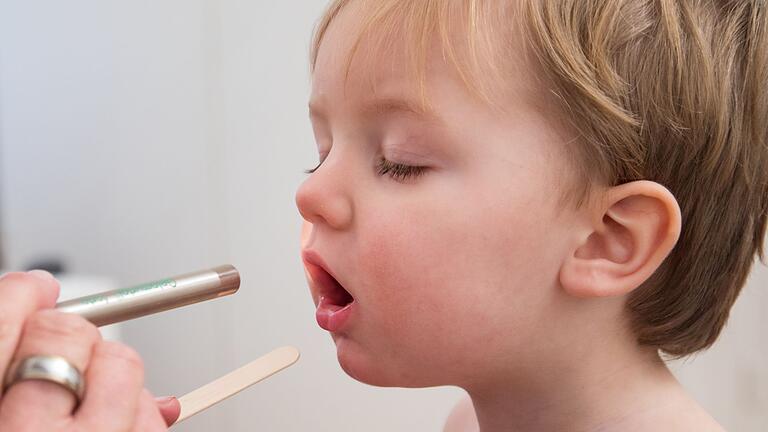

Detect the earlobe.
[{"left": 560, "top": 181, "right": 682, "bottom": 298}]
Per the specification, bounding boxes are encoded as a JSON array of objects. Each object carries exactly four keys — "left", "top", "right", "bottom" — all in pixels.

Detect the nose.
[{"left": 295, "top": 158, "right": 354, "bottom": 230}]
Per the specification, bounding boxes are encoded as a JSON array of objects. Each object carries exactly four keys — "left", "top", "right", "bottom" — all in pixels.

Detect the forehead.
[
  {"left": 310, "top": 0, "right": 539, "bottom": 113},
  {"left": 310, "top": 4, "right": 421, "bottom": 106}
]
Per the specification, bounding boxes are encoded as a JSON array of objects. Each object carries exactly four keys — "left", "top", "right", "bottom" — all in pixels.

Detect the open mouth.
[
  {"left": 320, "top": 270, "right": 354, "bottom": 309},
  {"left": 302, "top": 250, "right": 356, "bottom": 332},
  {"left": 314, "top": 266, "right": 355, "bottom": 332}
]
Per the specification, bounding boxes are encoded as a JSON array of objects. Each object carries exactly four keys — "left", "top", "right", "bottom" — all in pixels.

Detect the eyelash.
[{"left": 304, "top": 157, "right": 427, "bottom": 181}]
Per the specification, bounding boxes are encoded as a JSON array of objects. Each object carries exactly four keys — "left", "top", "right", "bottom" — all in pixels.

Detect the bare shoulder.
[{"left": 443, "top": 394, "right": 479, "bottom": 432}]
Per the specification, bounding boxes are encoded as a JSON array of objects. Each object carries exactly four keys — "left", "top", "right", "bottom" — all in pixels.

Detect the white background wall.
[{"left": 0, "top": 1, "right": 765, "bottom": 431}]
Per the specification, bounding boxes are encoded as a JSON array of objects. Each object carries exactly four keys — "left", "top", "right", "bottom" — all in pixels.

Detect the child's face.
[{"left": 296, "top": 6, "right": 585, "bottom": 387}]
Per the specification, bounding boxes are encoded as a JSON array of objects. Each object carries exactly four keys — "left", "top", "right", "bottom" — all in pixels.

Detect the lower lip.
[{"left": 315, "top": 297, "right": 355, "bottom": 332}]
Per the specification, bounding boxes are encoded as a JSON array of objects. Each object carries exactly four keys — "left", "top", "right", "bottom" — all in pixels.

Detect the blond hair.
[{"left": 310, "top": 0, "right": 768, "bottom": 357}]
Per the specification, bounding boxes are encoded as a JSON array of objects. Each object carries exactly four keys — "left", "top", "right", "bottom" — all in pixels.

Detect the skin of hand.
[{"left": 0, "top": 270, "right": 180, "bottom": 430}]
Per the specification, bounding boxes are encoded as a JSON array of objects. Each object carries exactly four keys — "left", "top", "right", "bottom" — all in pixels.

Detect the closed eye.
[
  {"left": 376, "top": 158, "right": 427, "bottom": 181},
  {"left": 304, "top": 161, "right": 322, "bottom": 174},
  {"left": 304, "top": 157, "right": 428, "bottom": 182}
]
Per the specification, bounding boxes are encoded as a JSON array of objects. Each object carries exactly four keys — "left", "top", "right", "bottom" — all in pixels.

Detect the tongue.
[{"left": 316, "top": 296, "right": 353, "bottom": 332}]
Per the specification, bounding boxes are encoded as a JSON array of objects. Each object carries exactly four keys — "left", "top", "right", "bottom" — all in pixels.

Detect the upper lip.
[{"left": 301, "top": 249, "right": 353, "bottom": 302}]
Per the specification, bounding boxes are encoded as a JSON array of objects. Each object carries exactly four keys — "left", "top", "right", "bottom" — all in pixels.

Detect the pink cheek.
[
  {"left": 357, "top": 231, "right": 410, "bottom": 304},
  {"left": 355, "top": 218, "right": 457, "bottom": 328},
  {"left": 353, "top": 228, "right": 422, "bottom": 324}
]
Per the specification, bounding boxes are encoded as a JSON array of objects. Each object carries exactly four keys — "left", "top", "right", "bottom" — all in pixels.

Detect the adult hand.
[{"left": 0, "top": 271, "right": 181, "bottom": 430}]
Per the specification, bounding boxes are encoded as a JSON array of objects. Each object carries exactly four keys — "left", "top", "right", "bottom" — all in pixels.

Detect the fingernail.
[
  {"left": 27, "top": 270, "right": 55, "bottom": 282},
  {"left": 155, "top": 396, "right": 176, "bottom": 404}
]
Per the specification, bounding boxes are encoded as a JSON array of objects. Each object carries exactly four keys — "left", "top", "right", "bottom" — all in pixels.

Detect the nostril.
[
  {"left": 295, "top": 158, "right": 355, "bottom": 230},
  {"left": 295, "top": 182, "right": 322, "bottom": 223},
  {"left": 295, "top": 178, "right": 353, "bottom": 230}
]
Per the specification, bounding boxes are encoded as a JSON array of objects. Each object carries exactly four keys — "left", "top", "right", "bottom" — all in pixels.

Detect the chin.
[
  {"left": 333, "top": 335, "right": 445, "bottom": 388},
  {"left": 334, "top": 335, "right": 390, "bottom": 386}
]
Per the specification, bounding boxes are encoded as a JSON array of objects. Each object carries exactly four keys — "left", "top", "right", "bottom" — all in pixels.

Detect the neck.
[{"left": 463, "top": 341, "right": 698, "bottom": 432}]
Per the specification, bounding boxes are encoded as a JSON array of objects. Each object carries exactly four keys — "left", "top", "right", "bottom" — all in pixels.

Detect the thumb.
[{"left": 155, "top": 396, "right": 181, "bottom": 426}]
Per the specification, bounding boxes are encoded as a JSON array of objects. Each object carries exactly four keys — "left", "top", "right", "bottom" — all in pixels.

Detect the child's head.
[{"left": 296, "top": 0, "right": 767, "bottom": 388}]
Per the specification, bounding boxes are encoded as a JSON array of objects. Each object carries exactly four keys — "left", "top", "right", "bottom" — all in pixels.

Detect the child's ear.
[{"left": 560, "top": 180, "right": 682, "bottom": 298}]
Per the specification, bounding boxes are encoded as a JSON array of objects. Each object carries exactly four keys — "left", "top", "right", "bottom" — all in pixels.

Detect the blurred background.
[{"left": 0, "top": 1, "right": 765, "bottom": 431}]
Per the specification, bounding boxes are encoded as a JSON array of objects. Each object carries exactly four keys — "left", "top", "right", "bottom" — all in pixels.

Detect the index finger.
[{"left": 0, "top": 271, "right": 60, "bottom": 396}]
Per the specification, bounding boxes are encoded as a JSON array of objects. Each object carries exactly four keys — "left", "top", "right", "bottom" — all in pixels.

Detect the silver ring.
[{"left": 3, "top": 355, "right": 85, "bottom": 406}]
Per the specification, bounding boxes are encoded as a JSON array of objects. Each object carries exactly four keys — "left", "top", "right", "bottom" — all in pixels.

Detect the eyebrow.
[
  {"left": 361, "top": 98, "right": 435, "bottom": 118},
  {"left": 308, "top": 97, "right": 438, "bottom": 123}
]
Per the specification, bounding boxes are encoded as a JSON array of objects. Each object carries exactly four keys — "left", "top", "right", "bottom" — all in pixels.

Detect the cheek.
[
  {"left": 354, "top": 213, "right": 432, "bottom": 335},
  {"left": 350, "top": 210, "right": 484, "bottom": 384},
  {"left": 358, "top": 199, "right": 516, "bottom": 338},
  {"left": 352, "top": 183, "right": 560, "bottom": 353}
]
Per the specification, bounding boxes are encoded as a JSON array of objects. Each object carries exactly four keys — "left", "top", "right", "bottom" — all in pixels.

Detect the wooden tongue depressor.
[{"left": 175, "top": 346, "right": 300, "bottom": 424}]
